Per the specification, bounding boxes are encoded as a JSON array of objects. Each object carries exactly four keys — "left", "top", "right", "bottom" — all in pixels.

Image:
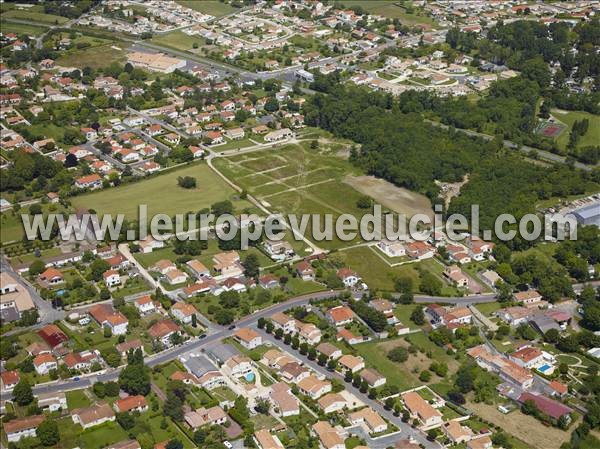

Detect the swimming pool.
[
  {"left": 538, "top": 364, "right": 552, "bottom": 373},
  {"left": 245, "top": 372, "right": 255, "bottom": 382}
]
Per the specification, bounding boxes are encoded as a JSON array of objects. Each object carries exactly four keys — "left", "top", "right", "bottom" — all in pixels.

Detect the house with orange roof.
[
  {"left": 326, "top": 306, "right": 354, "bottom": 326},
  {"left": 348, "top": 407, "right": 387, "bottom": 433},
  {"left": 38, "top": 267, "right": 63, "bottom": 286},
  {"left": 402, "top": 391, "right": 443, "bottom": 428},
  {"left": 114, "top": 395, "right": 148, "bottom": 413},
  {"left": 170, "top": 301, "right": 197, "bottom": 324},
  {"left": 148, "top": 319, "right": 181, "bottom": 347},
  {"left": 338, "top": 354, "right": 365, "bottom": 373},
  {"left": 88, "top": 304, "right": 129, "bottom": 335},
  {"left": 103, "top": 269, "right": 121, "bottom": 288},
  {"left": 234, "top": 328, "right": 262, "bottom": 349},
  {"left": 297, "top": 375, "right": 332, "bottom": 399},
  {"left": 312, "top": 421, "right": 345, "bottom": 449},
  {"left": 337, "top": 268, "right": 360, "bottom": 287},
  {"left": 134, "top": 295, "right": 156, "bottom": 315},
  {"left": 509, "top": 346, "right": 545, "bottom": 369},
  {"left": 1, "top": 370, "right": 20, "bottom": 391},
  {"left": 271, "top": 312, "right": 296, "bottom": 334},
  {"left": 33, "top": 353, "right": 57, "bottom": 375},
  {"left": 336, "top": 328, "right": 364, "bottom": 345}
]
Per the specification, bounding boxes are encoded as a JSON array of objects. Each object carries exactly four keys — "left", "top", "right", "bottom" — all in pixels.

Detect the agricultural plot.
[
  {"left": 175, "top": 0, "right": 237, "bottom": 16},
  {"left": 213, "top": 143, "right": 431, "bottom": 251},
  {"left": 552, "top": 109, "right": 600, "bottom": 151}
]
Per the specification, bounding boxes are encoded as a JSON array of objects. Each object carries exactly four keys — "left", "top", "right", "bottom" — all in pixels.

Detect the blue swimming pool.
[
  {"left": 245, "top": 373, "right": 255, "bottom": 382},
  {"left": 538, "top": 364, "right": 551, "bottom": 373},
  {"left": 56, "top": 289, "right": 66, "bottom": 296}
]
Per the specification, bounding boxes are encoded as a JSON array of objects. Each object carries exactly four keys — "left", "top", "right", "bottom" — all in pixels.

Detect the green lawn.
[
  {"left": 1, "top": 9, "right": 68, "bottom": 24},
  {"left": 0, "top": 20, "right": 48, "bottom": 36},
  {"left": 72, "top": 161, "right": 252, "bottom": 219},
  {"left": 66, "top": 389, "right": 92, "bottom": 409},
  {"left": 175, "top": 0, "right": 237, "bottom": 16},
  {"left": 553, "top": 109, "right": 600, "bottom": 151},
  {"left": 0, "top": 211, "right": 25, "bottom": 243},
  {"left": 76, "top": 422, "right": 129, "bottom": 449},
  {"left": 338, "top": 1, "right": 436, "bottom": 26},
  {"left": 56, "top": 42, "right": 128, "bottom": 69},
  {"left": 217, "top": 137, "right": 256, "bottom": 152},
  {"left": 150, "top": 30, "right": 204, "bottom": 52}
]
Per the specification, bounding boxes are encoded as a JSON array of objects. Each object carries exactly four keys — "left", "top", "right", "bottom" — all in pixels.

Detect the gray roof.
[
  {"left": 0, "top": 306, "right": 20, "bottom": 323},
  {"left": 205, "top": 343, "right": 239, "bottom": 366},
  {"left": 183, "top": 355, "right": 217, "bottom": 377},
  {"left": 529, "top": 314, "right": 560, "bottom": 334},
  {"left": 571, "top": 202, "right": 600, "bottom": 226}
]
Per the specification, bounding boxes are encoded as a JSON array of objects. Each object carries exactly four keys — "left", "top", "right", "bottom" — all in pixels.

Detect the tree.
[
  {"left": 177, "top": 176, "right": 196, "bottom": 189},
  {"left": 116, "top": 412, "right": 136, "bottom": 430},
  {"left": 13, "top": 379, "right": 33, "bottom": 405},
  {"left": 37, "top": 419, "right": 60, "bottom": 446},
  {"left": 356, "top": 195, "right": 371, "bottom": 209},
  {"left": 242, "top": 254, "right": 260, "bottom": 279},
  {"left": 410, "top": 306, "right": 425, "bottom": 325},
  {"left": 29, "top": 259, "right": 46, "bottom": 276},
  {"left": 388, "top": 346, "right": 408, "bottom": 363},
  {"left": 90, "top": 259, "right": 111, "bottom": 281},
  {"left": 119, "top": 363, "right": 150, "bottom": 396},
  {"left": 64, "top": 153, "right": 78, "bottom": 168},
  {"left": 164, "top": 392, "right": 184, "bottom": 421},
  {"left": 544, "top": 328, "right": 560, "bottom": 343},
  {"left": 419, "top": 370, "right": 432, "bottom": 382},
  {"left": 165, "top": 439, "right": 183, "bottom": 449},
  {"left": 522, "top": 399, "right": 539, "bottom": 416}
]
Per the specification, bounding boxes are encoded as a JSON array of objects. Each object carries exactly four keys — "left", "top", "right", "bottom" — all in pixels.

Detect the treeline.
[
  {"left": 568, "top": 119, "right": 589, "bottom": 149},
  {"left": 303, "top": 84, "right": 598, "bottom": 240}
]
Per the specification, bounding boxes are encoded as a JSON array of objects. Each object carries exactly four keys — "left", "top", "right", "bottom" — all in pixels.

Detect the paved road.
[
  {"left": 1, "top": 289, "right": 340, "bottom": 400},
  {"left": 1, "top": 257, "right": 64, "bottom": 330},
  {"left": 257, "top": 328, "right": 440, "bottom": 449}
]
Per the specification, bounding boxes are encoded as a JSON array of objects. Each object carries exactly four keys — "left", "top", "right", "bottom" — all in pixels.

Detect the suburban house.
[
  {"left": 339, "top": 354, "right": 365, "bottom": 373},
  {"left": 337, "top": 328, "right": 364, "bottom": 345},
  {"left": 38, "top": 267, "right": 64, "bottom": 286},
  {"left": 296, "top": 261, "right": 315, "bottom": 280},
  {"left": 114, "top": 395, "right": 148, "bottom": 413},
  {"left": 360, "top": 368, "right": 386, "bottom": 388},
  {"left": 326, "top": 306, "right": 354, "bottom": 327},
  {"left": 37, "top": 324, "right": 69, "bottom": 348},
  {"left": 517, "top": 392, "right": 573, "bottom": 424},
  {"left": 509, "top": 346, "right": 550, "bottom": 370},
  {"left": 467, "top": 345, "right": 534, "bottom": 389},
  {"left": 496, "top": 306, "right": 532, "bottom": 327},
  {"left": 318, "top": 393, "right": 347, "bottom": 414},
  {"left": 184, "top": 406, "right": 228, "bottom": 429},
  {"left": 223, "top": 355, "right": 253, "bottom": 378},
  {"left": 116, "top": 339, "right": 144, "bottom": 359},
  {"left": 170, "top": 302, "right": 197, "bottom": 324},
  {"left": 213, "top": 251, "right": 243, "bottom": 278},
  {"left": 264, "top": 128, "right": 294, "bottom": 142},
  {"left": 103, "top": 269, "right": 121, "bottom": 288},
  {"left": 444, "top": 265, "right": 469, "bottom": 288},
  {"left": 349, "top": 407, "right": 387, "bottom": 433},
  {"left": 234, "top": 327, "right": 263, "bottom": 350},
  {"left": 37, "top": 392, "right": 67, "bottom": 412},
  {"left": 165, "top": 269, "right": 188, "bottom": 285},
  {"left": 254, "top": 429, "right": 285, "bottom": 449},
  {"left": 186, "top": 259, "right": 210, "bottom": 279},
  {"left": 33, "top": 353, "right": 57, "bottom": 375},
  {"left": 402, "top": 391, "right": 443, "bottom": 428},
  {"left": 63, "top": 350, "right": 100, "bottom": 371},
  {"left": 269, "top": 382, "right": 300, "bottom": 417},
  {"left": 148, "top": 319, "right": 181, "bottom": 347},
  {"left": 377, "top": 239, "right": 406, "bottom": 257},
  {"left": 317, "top": 342, "right": 342, "bottom": 360},
  {"left": 4, "top": 415, "right": 45, "bottom": 442},
  {"left": 138, "top": 236, "right": 165, "bottom": 253},
  {"left": 271, "top": 312, "right": 296, "bottom": 334},
  {"left": 72, "top": 403, "right": 116, "bottom": 429},
  {"left": 515, "top": 290, "right": 543, "bottom": 306},
  {"left": 134, "top": 296, "right": 156, "bottom": 315},
  {"left": 1, "top": 370, "right": 20, "bottom": 391},
  {"left": 89, "top": 304, "right": 129, "bottom": 335},
  {"left": 312, "top": 421, "right": 345, "bottom": 449},
  {"left": 297, "top": 375, "right": 332, "bottom": 399},
  {"left": 442, "top": 421, "right": 474, "bottom": 444},
  {"left": 370, "top": 299, "right": 397, "bottom": 324},
  {"left": 75, "top": 173, "right": 102, "bottom": 190},
  {"left": 298, "top": 322, "right": 322, "bottom": 345},
  {"left": 337, "top": 268, "right": 360, "bottom": 287}
]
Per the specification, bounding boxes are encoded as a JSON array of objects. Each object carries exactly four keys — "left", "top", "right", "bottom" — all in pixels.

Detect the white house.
[
  {"left": 103, "top": 270, "right": 121, "bottom": 288},
  {"left": 234, "top": 328, "right": 263, "bottom": 350}
]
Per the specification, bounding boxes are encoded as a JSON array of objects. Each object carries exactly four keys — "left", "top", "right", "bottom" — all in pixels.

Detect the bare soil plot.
[
  {"left": 466, "top": 400, "right": 571, "bottom": 449},
  {"left": 344, "top": 175, "right": 433, "bottom": 219}
]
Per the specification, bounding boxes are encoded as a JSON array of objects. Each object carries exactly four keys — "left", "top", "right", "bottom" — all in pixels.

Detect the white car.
[{"left": 223, "top": 442, "right": 233, "bottom": 449}]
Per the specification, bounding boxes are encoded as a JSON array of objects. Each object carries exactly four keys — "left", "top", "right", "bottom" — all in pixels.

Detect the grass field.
[
  {"left": 466, "top": 399, "right": 570, "bottom": 449},
  {"left": 0, "top": 211, "right": 24, "bottom": 243},
  {"left": 212, "top": 142, "right": 432, "bottom": 251},
  {"left": 175, "top": 0, "right": 237, "bottom": 16},
  {"left": 72, "top": 162, "right": 252, "bottom": 219},
  {"left": 66, "top": 389, "right": 92, "bottom": 409},
  {"left": 56, "top": 42, "right": 128, "bottom": 69},
  {"left": 0, "top": 21, "right": 49, "bottom": 36},
  {"left": 1, "top": 9, "right": 69, "bottom": 24},
  {"left": 552, "top": 109, "right": 600, "bottom": 151},
  {"left": 150, "top": 30, "right": 204, "bottom": 52},
  {"left": 338, "top": 1, "right": 436, "bottom": 26}
]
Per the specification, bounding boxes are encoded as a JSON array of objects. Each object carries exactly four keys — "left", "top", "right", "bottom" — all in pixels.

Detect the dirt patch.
[
  {"left": 436, "top": 174, "right": 469, "bottom": 209},
  {"left": 466, "top": 400, "right": 571, "bottom": 449},
  {"left": 344, "top": 175, "right": 433, "bottom": 219}
]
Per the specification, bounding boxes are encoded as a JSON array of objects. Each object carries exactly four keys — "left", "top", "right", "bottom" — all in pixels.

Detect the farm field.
[
  {"left": 150, "top": 30, "right": 204, "bottom": 52},
  {"left": 175, "top": 0, "right": 237, "bottom": 16},
  {"left": 552, "top": 109, "right": 600, "bottom": 151},
  {"left": 72, "top": 161, "right": 252, "bottom": 219},
  {"left": 56, "top": 42, "right": 129, "bottom": 69},
  {"left": 339, "top": 1, "right": 436, "bottom": 26},
  {"left": 0, "top": 21, "right": 48, "bottom": 36},
  {"left": 212, "top": 142, "right": 432, "bottom": 251},
  {"left": 466, "top": 399, "right": 571, "bottom": 449},
  {"left": 1, "top": 9, "right": 69, "bottom": 24}
]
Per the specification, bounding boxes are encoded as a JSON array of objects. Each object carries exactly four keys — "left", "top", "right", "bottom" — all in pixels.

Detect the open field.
[
  {"left": 0, "top": 212, "right": 24, "bottom": 243},
  {"left": 1, "top": 9, "right": 68, "bottom": 24},
  {"left": 338, "top": 1, "right": 436, "bottom": 26},
  {"left": 213, "top": 142, "right": 431, "bottom": 251},
  {"left": 150, "top": 30, "right": 203, "bottom": 52},
  {"left": 175, "top": 0, "right": 237, "bottom": 16},
  {"left": 466, "top": 399, "right": 571, "bottom": 449},
  {"left": 0, "top": 21, "right": 49, "bottom": 36},
  {"left": 72, "top": 162, "right": 252, "bottom": 219},
  {"left": 56, "top": 42, "right": 129, "bottom": 69},
  {"left": 552, "top": 109, "right": 600, "bottom": 151}
]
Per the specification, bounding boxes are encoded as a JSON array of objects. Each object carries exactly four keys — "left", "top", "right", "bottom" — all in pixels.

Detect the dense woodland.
[{"left": 303, "top": 84, "right": 599, "bottom": 241}]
